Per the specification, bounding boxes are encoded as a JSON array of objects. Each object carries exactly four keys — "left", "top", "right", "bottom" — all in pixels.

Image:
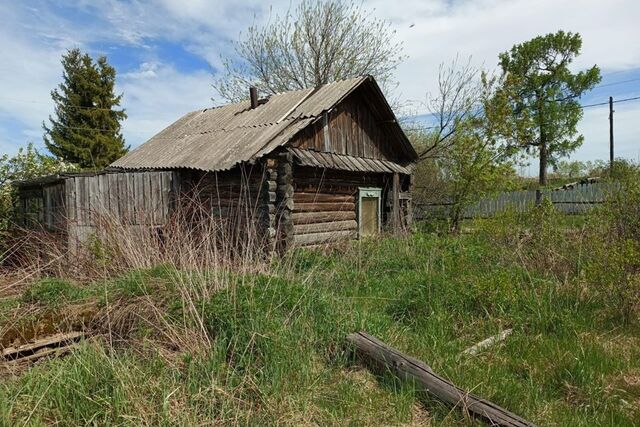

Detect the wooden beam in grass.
[{"left": 346, "top": 331, "right": 536, "bottom": 427}]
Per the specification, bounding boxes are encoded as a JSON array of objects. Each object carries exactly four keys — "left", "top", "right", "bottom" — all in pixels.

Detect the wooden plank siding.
[
  {"left": 179, "top": 165, "right": 267, "bottom": 218},
  {"left": 177, "top": 163, "right": 276, "bottom": 249},
  {"left": 64, "top": 171, "right": 177, "bottom": 249},
  {"left": 290, "top": 92, "right": 398, "bottom": 162}
]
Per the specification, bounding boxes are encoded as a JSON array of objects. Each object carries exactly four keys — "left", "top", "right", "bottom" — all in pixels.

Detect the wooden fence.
[{"left": 414, "top": 182, "right": 617, "bottom": 219}]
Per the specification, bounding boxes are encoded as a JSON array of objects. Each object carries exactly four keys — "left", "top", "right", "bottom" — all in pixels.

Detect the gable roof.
[{"left": 110, "top": 75, "right": 417, "bottom": 172}]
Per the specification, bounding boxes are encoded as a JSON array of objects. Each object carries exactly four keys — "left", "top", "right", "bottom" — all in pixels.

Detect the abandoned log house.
[{"left": 14, "top": 75, "right": 417, "bottom": 252}]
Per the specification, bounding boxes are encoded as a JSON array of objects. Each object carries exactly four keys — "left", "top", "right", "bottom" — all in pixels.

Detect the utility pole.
[{"left": 609, "top": 96, "right": 614, "bottom": 175}]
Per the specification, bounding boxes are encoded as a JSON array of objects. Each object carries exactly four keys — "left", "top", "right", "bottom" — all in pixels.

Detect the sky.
[{"left": 1, "top": 0, "right": 639, "bottom": 174}]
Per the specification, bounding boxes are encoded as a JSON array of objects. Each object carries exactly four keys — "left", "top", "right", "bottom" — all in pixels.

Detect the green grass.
[{"left": 1, "top": 225, "right": 639, "bottom": 426}]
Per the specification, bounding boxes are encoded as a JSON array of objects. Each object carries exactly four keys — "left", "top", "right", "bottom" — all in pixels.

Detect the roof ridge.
[{"left": 184, "top": 76, "right": 369, "bottom": 114}]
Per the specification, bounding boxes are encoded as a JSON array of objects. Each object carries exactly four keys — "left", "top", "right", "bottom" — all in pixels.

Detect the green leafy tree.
[
  {"left": 213, "top": 0, "right": 405, "bottom": 101},
  {"left": 553, "top": 160, "right": 586, "bottom": 179},
  {"left": 0, "top": 143, "right": 76, "bottom": 231},
  {"left": 411, "top": 60, "right": 517, "bottom": 231},
  {"left": 413, "top": 119, "right": 516, "bottom": 232},
  {"left": 44, "top": 48, "right": 128, "bottom": 169},
  {"left": 488, "top": 31, "right": 601, "bottom": 202},
  {"left": 439, "top": 126, "right": 516, "bottom": 232}
]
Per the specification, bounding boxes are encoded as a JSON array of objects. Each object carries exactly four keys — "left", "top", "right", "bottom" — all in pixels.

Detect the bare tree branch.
[
  {"left": 213, "top": 0, "right": 406, "bottom": 102},
  {"left": 412, "top": 56, "right": 484, "bottom": 160}
]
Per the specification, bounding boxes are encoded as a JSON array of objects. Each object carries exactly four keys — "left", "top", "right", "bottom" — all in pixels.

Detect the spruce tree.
[{"left": 44, "top": 48, "right": 128, "bottom": 169}]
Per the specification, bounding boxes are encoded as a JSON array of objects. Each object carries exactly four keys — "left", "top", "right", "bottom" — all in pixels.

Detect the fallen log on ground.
[
  {"left": 347, "top": 331, "right": 536, "bottom": 427},
  {"left": 462, "top": 329, "right": 513, "bottom": 356}
]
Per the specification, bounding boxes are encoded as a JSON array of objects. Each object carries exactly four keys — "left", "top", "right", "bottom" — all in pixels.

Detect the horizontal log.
[
  {"left": 292, "top": 211, "right": 356, "bottom": 225},
  {"left": 295, "top": 180, "right": 378, "bottom": 189},
  {"left": 294, "top": 219, "right": 357, "bottom": 235},
  {"left": 293, "top": 202, "right": 355, "bottom": 213},
  {"left": 294, "top": 230, "right": 357, "bottom": 246},
  {"left": 347, "top": 332, "right": 536, "bottom": 427},
  {"left": 294, "top": 192, "right": 354, "bottom": 203},
  {"left": 295, "top": 186, "right": 357, "bottom": 196},
  {"left": 295, "top": 167, "right": 380, "bottom": 179},
  {"left": 295, "top": 175, "right": 382, "bottom": 185},
  {"left": 209, "top": 207, "right": 260, "bottom": 217}
]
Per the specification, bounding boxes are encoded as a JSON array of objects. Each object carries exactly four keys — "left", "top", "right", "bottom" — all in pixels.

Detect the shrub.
[{"left": 583, "top": 164, "right": 640, "bottom": 322}]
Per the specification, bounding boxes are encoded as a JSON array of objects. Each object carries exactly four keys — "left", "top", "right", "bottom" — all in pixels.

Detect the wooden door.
[{"left": 358, "top": 188, "right": 381, "bottom": 237}]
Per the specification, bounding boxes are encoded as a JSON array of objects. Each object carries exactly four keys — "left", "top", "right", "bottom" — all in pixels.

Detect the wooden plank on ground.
[
  {"left": 347, "top": 332, "right": 536, "bottom": 427},
  {"left": 1, "top": 331, "right": 84, "bottom": 359}
]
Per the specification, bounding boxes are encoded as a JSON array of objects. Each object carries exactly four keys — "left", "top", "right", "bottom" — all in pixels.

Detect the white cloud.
[
  {"left": 1, "top": 0, "right": 639, "bottom": 165},
  {"left": 372, "top": 0, "right": 640, "bottom": 103},
  {"left": 119, "top": 62, "right": 214, "bottom": 147},
  {"left": 0, "top": 10, "right": 66, "bottom": 152}
]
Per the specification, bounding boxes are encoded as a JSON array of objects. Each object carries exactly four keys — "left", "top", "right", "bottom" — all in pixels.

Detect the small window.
[{"left": 358, "top": 188, "right": 381, "bottom": 237}]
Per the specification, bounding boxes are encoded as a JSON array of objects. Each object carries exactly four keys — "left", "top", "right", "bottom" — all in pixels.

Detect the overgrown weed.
[{"left": 2, "top": 173, "right": 640, "bottom": 424}]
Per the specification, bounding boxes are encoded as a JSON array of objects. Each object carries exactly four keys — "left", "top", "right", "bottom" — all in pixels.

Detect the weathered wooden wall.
[
  {"left": 290, "top": 93, "right": 398, "bottom": 161},
  {"left": 65, "top": 171, "right": 178, "bottom": 247},
  {"left": 15, "top": 183, "right": 66, "bottom": 231},
  {"left": 179, "top": 166, "right": 264, "bottom": 216},
  {"left": 178, "top": 163, "right": 277, "bottom": 250},
  {"left": 292, "top": 166, "right": 384, "bottom": 246}
]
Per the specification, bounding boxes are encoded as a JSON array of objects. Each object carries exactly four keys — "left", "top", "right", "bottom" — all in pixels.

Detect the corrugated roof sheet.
[
  {"left": 289, "top": 148, "right": 412, "bottom": 175},
  {"left": 111, "top": 76, "right": 416, "bottom": 172}
]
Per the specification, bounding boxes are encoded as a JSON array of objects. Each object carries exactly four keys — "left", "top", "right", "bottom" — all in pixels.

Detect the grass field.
[{"left": 1, "top": 208, "right": 640, "bottom": 426}]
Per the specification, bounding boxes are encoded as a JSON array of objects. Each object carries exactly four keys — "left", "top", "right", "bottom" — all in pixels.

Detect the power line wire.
[
  {"left": 581, "top": 95, "right": 640, "bottom": 109},
  {"left": 592, "top": 77, "right": 640, "bottom": 89},
  {"left": 404, "top": 96, "right": 640, "bottom": 130}
]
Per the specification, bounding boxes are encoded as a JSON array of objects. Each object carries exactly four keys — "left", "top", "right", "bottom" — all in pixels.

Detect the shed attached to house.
[
  {"left": 13, "top": 170, "right": 179, "bottom": 254},
  {"left": 14, "top": 75, "right": 417, "bottom": 252}
]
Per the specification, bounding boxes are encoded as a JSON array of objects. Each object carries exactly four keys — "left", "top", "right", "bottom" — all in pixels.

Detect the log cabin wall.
[
  {"left": 292, "top": 166, "right": 389, "bottom": 247},
  {"left": 177, "top": 163, "right": 276, "bottom": 250},
  {"left": 286, "top": 87, "right": 413, "bottom": 246}
]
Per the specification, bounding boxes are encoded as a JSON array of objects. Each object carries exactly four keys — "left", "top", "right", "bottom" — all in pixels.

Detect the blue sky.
[{"left": 1, "top": 0, "right": 639, "bottom": 174}]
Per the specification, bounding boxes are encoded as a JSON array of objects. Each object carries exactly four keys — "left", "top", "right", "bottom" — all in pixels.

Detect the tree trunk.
[
  {"left": 450, "top": 205, "right": 463, "bottom": 234},
  {"left": 535, "top": 142, "right": 547, "bottom": 205},
  {"left": 535, "top": 93, "right": 547, "bottom": 206}
]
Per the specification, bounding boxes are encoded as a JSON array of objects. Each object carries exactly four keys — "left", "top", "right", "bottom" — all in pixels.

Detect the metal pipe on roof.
[{"left": 250, "top": 87, "right": 258, "bottom": 109}]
